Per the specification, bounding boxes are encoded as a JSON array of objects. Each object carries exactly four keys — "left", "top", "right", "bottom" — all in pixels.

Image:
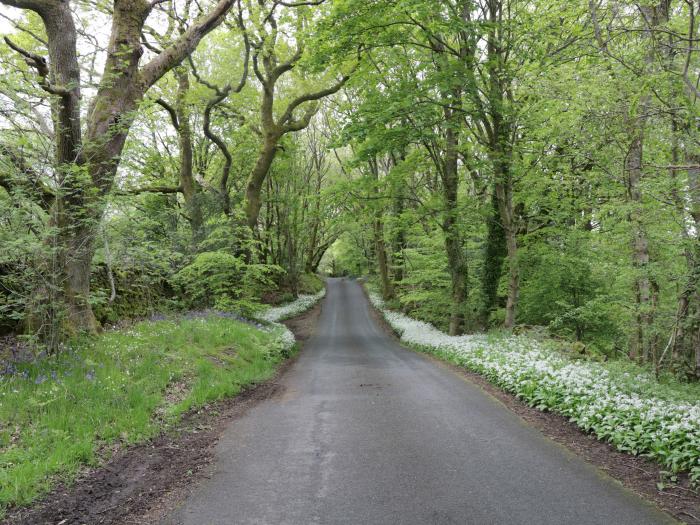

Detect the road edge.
[
  {"left": 2, "top": 302, "right": 323, "bottom": 525},
  {"left": 359, "top": 282, "right": 699, "bottom": 525}
]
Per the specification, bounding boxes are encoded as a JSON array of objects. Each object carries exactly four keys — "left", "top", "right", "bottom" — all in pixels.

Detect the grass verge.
[{"left": 0, "top": 316, "right": 291, "bottom": 516}]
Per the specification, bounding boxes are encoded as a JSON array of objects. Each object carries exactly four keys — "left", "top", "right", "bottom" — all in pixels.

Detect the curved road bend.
[{"left": 163, "top": 277, "right": 674, "bottom": 525}]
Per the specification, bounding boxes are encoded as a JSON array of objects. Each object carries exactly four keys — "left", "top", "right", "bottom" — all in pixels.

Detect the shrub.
[{"left": 173, "top": 252, "right": 245, "bottom": 309}]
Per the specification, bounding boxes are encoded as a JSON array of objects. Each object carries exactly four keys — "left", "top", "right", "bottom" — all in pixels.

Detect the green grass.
[{"left": 0, "top": 316, "right": 288, "bottom": 515}]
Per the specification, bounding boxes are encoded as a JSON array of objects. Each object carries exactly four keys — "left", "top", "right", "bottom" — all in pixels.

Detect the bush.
[
  {"left": 173, "top": 252, "right": 286, "bottom": 314},
  {"left": 298, "top": 273, "right": 325, "bottom": 294},
  {"left": 173, "top": 252, "right": 246, "bottom": 309}
]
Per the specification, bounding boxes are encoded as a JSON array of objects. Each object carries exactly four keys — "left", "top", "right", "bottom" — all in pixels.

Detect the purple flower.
[{"left": 1, "top": 363, "right": 17, "bottom": 376}]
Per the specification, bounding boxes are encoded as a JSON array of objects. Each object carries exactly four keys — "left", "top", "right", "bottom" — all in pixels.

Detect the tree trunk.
[
  {"left": 374, "top": 217, "right": 393, "bottom": 301},
  {"left": 685, "top": 159, "right": 700, "bottom": 377},
  {"left": 390, "top": 159, "right": 407, "bottom": 284},
  {"left": 481, "top": 189, "right": 506, "bottom": 325},
  {"left": 62, "top": 226, "right": 99, "bottom": 333},
  {"left": 174, "top": 69, "right": 203, "bottom": 246},
  {"left": 39, "top": 6, "right": 94, "bottom": 338},
  {"left": 626, "top": 128, "right": 654, "bottom": 360},
  {"left": 493, "top": 156, "right": 518, "bottom": 329},
  {"left": 245, "top": 134, "right": 279, "bottom": 230},
  {"left": 442, "top": 119, "right": 468, "bottom": 336},
  {"left": 486, "top": 0, "right": 518, "bottom": 330},
  {"left": 4, "top": 0, "right": 234, "bottom": 341},
  {"left": 369, "top": 159, "right": 394, "bottom": 300},
  {"left": 304, "top": 169, "right": 324, "bottom": 273},
  {"left": 625, "top": 2, "right": 668, "bottom": 361}
]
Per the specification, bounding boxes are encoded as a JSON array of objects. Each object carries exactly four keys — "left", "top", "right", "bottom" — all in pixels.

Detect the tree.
[
  {"left": 240, "top": 0, "right": 356, "bottom": 232},
  {"left": 1, "top": 0, "right": 237, "bottom": 339}
]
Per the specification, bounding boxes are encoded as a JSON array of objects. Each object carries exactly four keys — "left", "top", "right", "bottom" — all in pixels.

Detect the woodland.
[
  {"left": 0, "top": 0, "right": 700, "bottom": 516},
  {"left": 1, "top": 0, "right": 696, "bottom": 374}
]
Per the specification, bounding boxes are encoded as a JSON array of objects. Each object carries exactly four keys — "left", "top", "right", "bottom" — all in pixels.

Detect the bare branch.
[
  {"left": 140, "top": 0, "right": 234, "bottom": 89},
  {"left": 155, "top": 97, "right": 180, "bottom": 130},
  {"left": 4, "top": 36, "right": 71, "bottom": 97}
]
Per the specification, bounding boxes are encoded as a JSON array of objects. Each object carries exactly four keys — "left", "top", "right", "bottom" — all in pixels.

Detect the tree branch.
[
  {"left": 4, "top": 36, "right": 71, "bottom": 97},
  {"left": 279, "top": 66, "right": 355, "bottom": 129},
  {"left": 139, "top": 0, "right": 235, "bottom": 89},
  {"left": 0, "top": 0, "right": 53, "bottom": 14},
  {"left": 155, "top": 97, "right": 180, "bottom": 130}
]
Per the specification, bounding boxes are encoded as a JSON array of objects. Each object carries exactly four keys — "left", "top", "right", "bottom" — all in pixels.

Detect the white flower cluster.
[
  {"left": 259, "top": 289, "right": 326, "bottom": 323},
  {"left": 369, "top": 292, "right": 700, "bottom": 480},
  {"left": 259, "top": 289, "right": 326, "bottom": 357},
  {"left": 268, "top": 325, "right": 297, "bottom": 357}
]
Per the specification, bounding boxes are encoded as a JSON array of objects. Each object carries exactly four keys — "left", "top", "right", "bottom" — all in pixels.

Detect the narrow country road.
[{"left": 163, "top": 278, "right": 673, "bottom": 525}]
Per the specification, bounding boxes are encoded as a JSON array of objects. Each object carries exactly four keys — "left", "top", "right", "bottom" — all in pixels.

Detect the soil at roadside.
[
  {"left": 362, "top": 287, "right": 700, "bottom": 525},
  {"left": 1, "top": 302, "right": 322, "bottom": 525}
]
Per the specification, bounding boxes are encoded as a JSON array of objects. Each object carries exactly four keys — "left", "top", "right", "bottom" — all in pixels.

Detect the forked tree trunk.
[
  {"left": 245, "top": 134, "right": 280, "bottom": 230},
  {"left": 3, "top": 0, "right": 235, "bottom": 338}
]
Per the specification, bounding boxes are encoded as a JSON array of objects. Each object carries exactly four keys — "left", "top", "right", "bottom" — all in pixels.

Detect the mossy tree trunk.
[
  {"left": 481, "top": 189, "right": 506, "bottom": 326},
  {"left": 1, "top": 0, "right": 235, "bottom": 339}
]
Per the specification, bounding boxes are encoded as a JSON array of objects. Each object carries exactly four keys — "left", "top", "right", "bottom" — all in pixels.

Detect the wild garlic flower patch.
[
  {"left": 369, "top": 293, "right": 700, "bottom": 481},
  {"left": 259, "top": 288, "right": 326, "bottom": 356},
  {"left": 259, "top": 289, "right": 326, "bottom": 323},
  {"left": 268, "top": 325, "right": 297, "bottom": 358}
]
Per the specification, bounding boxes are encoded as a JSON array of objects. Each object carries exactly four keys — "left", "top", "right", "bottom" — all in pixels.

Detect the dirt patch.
[
  {"left": 363, "top": 286, "right": 700, "bottom": 525},
  {"left": 2, "top": 308, "right": 321, "bottom": 525}
]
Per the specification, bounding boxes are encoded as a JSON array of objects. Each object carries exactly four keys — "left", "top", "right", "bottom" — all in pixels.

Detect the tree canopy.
[{"left": 1, "top": 0, "right": 699, "bottom": 378}]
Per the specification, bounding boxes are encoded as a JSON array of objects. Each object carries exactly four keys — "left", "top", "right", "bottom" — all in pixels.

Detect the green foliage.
[
  {"left": 173, "top": 252, "right": 246, "bottom": 309},
  {"left": 297, "top": 273, "right": 325, "bottom": 295},
  {"left": 173, "top": 252, "right": 285, "bottom": 314},
  {"left": 518, "top": 235, "right": 625, "bottom": 354}
]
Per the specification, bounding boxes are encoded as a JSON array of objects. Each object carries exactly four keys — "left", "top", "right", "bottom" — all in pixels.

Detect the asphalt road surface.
[{"left": 163, "top": 278, "right": 673, "bottom": 525}]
